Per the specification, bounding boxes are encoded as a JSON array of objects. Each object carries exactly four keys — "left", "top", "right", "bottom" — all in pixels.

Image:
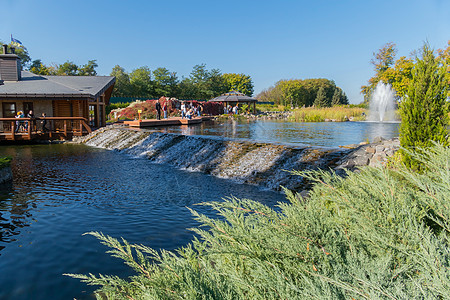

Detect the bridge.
[{"left": 0, "top": 117, "right": 92, "bottom": 142}]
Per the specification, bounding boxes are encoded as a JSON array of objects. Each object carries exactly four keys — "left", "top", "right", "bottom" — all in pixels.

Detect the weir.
[{"left": 77, "top": 127, "right": 353, "bottom": 191}]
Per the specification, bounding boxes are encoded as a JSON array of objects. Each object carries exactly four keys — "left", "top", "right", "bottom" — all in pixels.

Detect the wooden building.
[
  {"left": 0, "top": 45, "right": 115, "bottom": 129},
  {"left": 209, "top": 91, "right": 257, "bottom": 114}
]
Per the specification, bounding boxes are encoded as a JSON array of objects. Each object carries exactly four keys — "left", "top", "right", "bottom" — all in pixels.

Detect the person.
[
  {"left": 163, "top": 101, "right": 168, "bottom": 119},
  {"left": 180, "top": 101, "right": 186, "bottom": 119},
  {"left": 15, "top": 111, "right": 25, "bottom": 133},
  {"left": 26, "top": 110, "right": 35, "bottom": 131},
  {"left": 155, "top": 99, "right": 162, "bottom": 120},
  {"left": 232, "top": 105, "right": 238, "bottom": 115},
  {"left": 186, "top": 108, "right": 193, "bottom": 120},
  {"left": 197, "top": 104, "right": 203, "bottom": 117},
  {"left": 227, "top": 104, "right": 232, "bottom": 115},
  {"left": 41, "top": 112, "right": 48, "bottom": 132}
]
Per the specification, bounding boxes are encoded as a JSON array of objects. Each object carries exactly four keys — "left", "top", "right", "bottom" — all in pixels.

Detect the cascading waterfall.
[
  {"left": 368, "top": 82, "right": 396, "bottom": 122},
  {"left": 79, "top": 127, "right": 352, "bottom": 192}
]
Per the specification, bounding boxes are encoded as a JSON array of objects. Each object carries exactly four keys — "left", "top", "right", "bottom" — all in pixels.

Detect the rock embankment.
[{"left": 335, "top": 137, "right": 400, "bottom": 172}]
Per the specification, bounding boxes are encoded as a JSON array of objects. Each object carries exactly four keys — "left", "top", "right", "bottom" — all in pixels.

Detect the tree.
[
  {"left": 437, "top": 40, "right": 450, "bottom": 98},
  {"left": 129, "top": 66, "right": 153, "bottom": 97},
  {"left": 78, "top": 60, "right": 98, "bottom": 76},
  {"left": 331, "top": 88, "right": 341, "bottom": 106},
  {"left": 110, "top": 65, "right": 131, "bottom": 97},
  {"left": 153, "top": 67, "right": 179, "bottom": 97},
  {"left": 222, "top": 73, "right": 254, "bottom": 96},
  {"left": 206, "top": 69, "right": 228, "bottom": 98},
  {"left": 399, "top": 44, "right": 449, "bottom": 167},
  {"left": 313, "top": 86, "right": 329, "bottom": 107},
  {"left": 29, "top": 59, "right": 50, "bottom": 75},
  {"left": 361, "top": 42, "right": 397, "bottom": 103},
  {"left": 56, "top": 61, "right": 78, "bottom": 76}
]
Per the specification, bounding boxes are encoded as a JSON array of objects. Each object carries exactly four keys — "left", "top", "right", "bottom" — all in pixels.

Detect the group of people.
[
  {"left": 224, "top": 104, "right": 239, "bottom": 115},
  {"left": 154, "top": 100, "right": 203, "bottom": 120},
  {"left": 14, "top": 110, "right": 48, "bottom": 133}
]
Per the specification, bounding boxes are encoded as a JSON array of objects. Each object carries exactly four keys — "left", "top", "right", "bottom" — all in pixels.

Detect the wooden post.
[
  {"left": 253, "top": 102, "right": 256, "bottom": 114},
  {"left": 27, "top": 119, "right": 32, "bottom": 139},
  {"left": 11, "top": 121, "right": 15, "bottom": 141}
]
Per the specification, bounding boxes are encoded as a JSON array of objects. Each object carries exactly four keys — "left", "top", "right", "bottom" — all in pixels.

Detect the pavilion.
[{"left": 209, "top": 91, "right": 257, "bottom": 114}]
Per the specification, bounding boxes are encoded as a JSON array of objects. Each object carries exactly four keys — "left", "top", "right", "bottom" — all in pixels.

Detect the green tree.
[
  {"left": 313, "top": 86, "right": 329, "bottom": 107},
  {"left": 399, "top": 44, "right": 449, "bottom": 167},
  {"left": 361, "top": 42, "right": 397, "bottom": 103},
  {"left": 56, "top": 61, "right": 78, "bottom": 76},
  {"left": 206, "top": 69, "right": 228, "bottom": 98},
  {"left": 222, "top": 73, "right": 254, "bottom": 96},
  {"left": 29, "top": 59, "right": 50, "bottom": 75},
  {"left": 78, "top": 60, "right": 98, "bottom": 76},
  {"left": 110, "top": 65, "right": 131, "bottom": 97},
  {"left": 331, "top": 88, "right": 341, "bottom": 106},
  {"left": 153, "top": 67, "right": 179, "bottom": 97},
  {"left": 129, "top": 66, "right": 153, "bottom": 97}
]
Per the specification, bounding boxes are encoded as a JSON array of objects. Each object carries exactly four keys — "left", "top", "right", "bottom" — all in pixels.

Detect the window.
[
  {"left": 89, "top": 105, "right": 96, "bottom": 126},
  {"left": 2, "top": 102, "right": 16, "bottom": 117},
  {"left": 23, "top": 102, "right": 34, "bottom": 115}
]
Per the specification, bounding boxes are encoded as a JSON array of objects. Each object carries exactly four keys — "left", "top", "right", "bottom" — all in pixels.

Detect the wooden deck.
[
  {"left": 0, "top": 117, "right": 92, "bottom": 142},
  {"left": 124, "top": 116, "right": 212, "bottom": 128}
]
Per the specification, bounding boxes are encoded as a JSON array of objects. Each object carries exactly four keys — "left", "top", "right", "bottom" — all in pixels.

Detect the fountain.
[{"left": 368, "top": 81, "right": 396, "bottom": 122}]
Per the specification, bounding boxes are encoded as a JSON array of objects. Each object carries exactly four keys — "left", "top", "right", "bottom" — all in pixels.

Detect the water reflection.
[{"left": 145, "top": 120, "right": 399, "bottom": 147}]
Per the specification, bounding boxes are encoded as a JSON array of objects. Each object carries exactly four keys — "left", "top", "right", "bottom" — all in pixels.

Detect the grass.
[{"left": 289, "top": 106, "right": 368, "bottom": 122}]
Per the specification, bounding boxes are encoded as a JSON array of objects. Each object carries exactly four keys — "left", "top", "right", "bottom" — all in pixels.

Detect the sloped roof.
[
  {"left": 210, "top": 91, "right": 257, "bottom": 102},
  {"left": 0, "top": 71, "right": 115, "bottom": 99}
]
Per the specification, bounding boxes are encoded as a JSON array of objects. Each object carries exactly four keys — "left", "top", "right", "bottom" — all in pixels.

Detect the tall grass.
[{"left": 290, "top": 106, "right": 367, "bottom": 122}]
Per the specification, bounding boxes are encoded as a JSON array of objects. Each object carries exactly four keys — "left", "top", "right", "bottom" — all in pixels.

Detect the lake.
[{"left": 0, "top": 120, "right": 400, "bottom": 299}]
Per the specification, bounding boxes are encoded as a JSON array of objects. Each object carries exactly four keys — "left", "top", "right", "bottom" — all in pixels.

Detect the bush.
[
  {"left": 67, "top": 144, "right": 450, "bottom": 299},
  {"left": 399, "top": 44, "right": 449, "bottom": 168},
  {"left": 290, "top": 106, "right": 367, "bottom": 122}
]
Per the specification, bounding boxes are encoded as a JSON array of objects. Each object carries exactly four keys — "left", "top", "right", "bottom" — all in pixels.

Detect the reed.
[{"left": 289, "top": 106, "right": 367, "bottom": 122}]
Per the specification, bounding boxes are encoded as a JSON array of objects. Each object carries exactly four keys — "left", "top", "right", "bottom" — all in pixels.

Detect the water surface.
[{"left": 0, "top": 144, "right": 285, "bottom": 299}]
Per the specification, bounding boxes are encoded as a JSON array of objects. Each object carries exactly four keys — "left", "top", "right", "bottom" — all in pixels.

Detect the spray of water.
[{"left": 368, "top": 82, "right": 396, "bottom": 122}]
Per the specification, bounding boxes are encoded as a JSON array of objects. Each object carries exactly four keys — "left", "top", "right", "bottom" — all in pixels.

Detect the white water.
[
  {"left": 368, "top": 82, "right": 396, "bottom": 122},
  {"left": 79, "top": 127, "right": 351, "bottom": 191}
]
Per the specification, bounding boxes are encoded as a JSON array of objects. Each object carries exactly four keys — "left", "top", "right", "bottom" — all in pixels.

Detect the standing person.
[
  {"left": 155, "top": 100, "right": 162, "bottom": 120},
  {"left": 197, "top": 104, "right": 203, "bottom": 117},
  {"left": 41, "top": 112, "right": 48, "bottom": 132},
  {"left": 163, "top": 101, "right": 168, "bottom": 119},
  {"left": 180, "top": 101, "right": 186, "bottom": 119},
  {"left": 26, "top": 110, "right": 35, "bottom": 131}
]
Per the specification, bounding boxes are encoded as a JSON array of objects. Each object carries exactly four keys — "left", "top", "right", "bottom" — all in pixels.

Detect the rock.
[
  {"left": 375, "top": 145, "right": 385, "bottom": 153},
  {"left": 365, "top": 147, "right": 376, "bottom": 154},
  {"left": 373, "top": 136, "right": 385, "bottom": 143},
  {"left": 353, "top": 156, "right": 370, "bottom": 166}
]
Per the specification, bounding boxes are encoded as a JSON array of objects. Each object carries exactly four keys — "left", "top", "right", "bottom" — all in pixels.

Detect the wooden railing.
[{"left": 0, "top": 117, "right": 92, "bottom": 141}]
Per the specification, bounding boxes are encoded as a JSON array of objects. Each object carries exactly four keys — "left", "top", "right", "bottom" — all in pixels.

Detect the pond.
[
  {"left": 0, "top": 120, "right": 400, "bottom": 299},
  {"left": 0, "top": 144, "right": 286, "bottom": 299},
  {"left": 148, "top": 120, "right": 400, "bottom": 147}
]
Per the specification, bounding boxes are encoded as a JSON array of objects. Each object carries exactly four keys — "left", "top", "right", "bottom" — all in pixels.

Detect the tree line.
[
  {"left": 257, "top": 78, "right": 349, "bottom": 107},
  {"left": 110, "top": 64, "right": 254, "bottom": 100}
]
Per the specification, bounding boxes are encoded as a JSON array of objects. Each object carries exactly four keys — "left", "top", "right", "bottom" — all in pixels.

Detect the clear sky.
[{"left": 1, "top": 0, "right": 449, "bottom": 103}]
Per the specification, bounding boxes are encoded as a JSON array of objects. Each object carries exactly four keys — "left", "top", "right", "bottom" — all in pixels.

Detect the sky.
[{"left": 1, "top": 0, "right": 449, "bottom": 103}]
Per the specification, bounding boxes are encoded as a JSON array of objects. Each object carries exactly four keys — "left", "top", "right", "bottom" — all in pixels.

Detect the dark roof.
[
  {"left": 209, "top": 91, "right": 257, "bottom": 103},
  {"left": 0, "top": 71, "right": 115, "bottom": 99}
]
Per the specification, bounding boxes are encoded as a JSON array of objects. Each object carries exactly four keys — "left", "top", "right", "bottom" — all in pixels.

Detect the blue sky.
[{"left": 1, "top": 0, "right": 449, "bottom": 103}]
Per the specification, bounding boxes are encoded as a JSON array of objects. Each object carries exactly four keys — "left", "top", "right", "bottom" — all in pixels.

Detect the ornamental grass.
[
  {"left": 290, "top": 106, "right": 367, "bottom": 122},
  {"left": 67, "top": 144, "right": 450, "bottom": 299}
]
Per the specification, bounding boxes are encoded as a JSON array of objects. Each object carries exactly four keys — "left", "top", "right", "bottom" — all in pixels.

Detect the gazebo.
[{"left": 209, "top": 91, "right": 257, "bottom": 114}]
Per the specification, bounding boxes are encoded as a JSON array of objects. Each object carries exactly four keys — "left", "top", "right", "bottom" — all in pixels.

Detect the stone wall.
[{"left": 335, "top": 137, "right": 400, "bottom": 172}]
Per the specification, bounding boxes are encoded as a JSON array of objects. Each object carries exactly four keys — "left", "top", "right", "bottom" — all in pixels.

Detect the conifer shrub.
[
  {"left": 67, "top": 144, "right": 450, "bottom": 299},
  {"left": 399, "top": 44, "right": 449, "bottom": 168}
]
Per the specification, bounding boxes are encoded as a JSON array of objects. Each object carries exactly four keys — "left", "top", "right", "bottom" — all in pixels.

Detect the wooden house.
[{"left": 0, "top": 44, "right": 115, "bottom": 130}]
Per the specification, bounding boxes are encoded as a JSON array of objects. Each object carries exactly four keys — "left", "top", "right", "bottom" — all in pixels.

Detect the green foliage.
[
  {"left": 313, "top": 86, "right": 329, "bottom": 107},
  {"left": 222, "top": 73, "right": 254, "bottom": 96},
  {"left": 257, "top": 78, "right": 341, "bottom": 108},
  {"left": 29, "top": 59, "right": 50, "bottom": 75},
  {"left": 399, "top": 44, "right": 449, "bottom": 168},
  {"left": 129, "top": 66, "right": 153, "bottom": 97},
  {"left": 68, "top": 143, "right": 450, "bottom": 299},
  {"left": 0, "top": 156, "right": 12, "bottom": 169},
  {"left": 110, "top": 65, "right": 131, "bottom": 97},
  {"left": 290, "top": 106, "right": 367, "bottom": 122},
  {"left": 105, "top": 102, "right": 130, "bottom": 115}
]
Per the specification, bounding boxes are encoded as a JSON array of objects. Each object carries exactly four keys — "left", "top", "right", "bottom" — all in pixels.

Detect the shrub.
[
  {"left": 399, "top": 44, "right": 449, "bottom": 168},
  {"left": 0, "top": 156, "right": 12, "bottom": 169},
  {"left": 67, "top": 144, "right": 450, "bottom": 299},
  {"left": 290, "top": 106, "right": 367, "bottom": 122}
]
